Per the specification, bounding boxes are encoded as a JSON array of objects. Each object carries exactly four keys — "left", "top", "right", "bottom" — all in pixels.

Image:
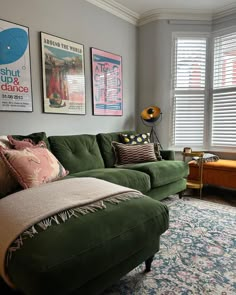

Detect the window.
[
  {"left": 212, "top": 31, "right": 236, "bottom": 147},
  {"left": 171, "top": 30, "right": 236, "bottom": 150},
  {"left": 171, "top": 35, "right": 208, "bottom": 148}
]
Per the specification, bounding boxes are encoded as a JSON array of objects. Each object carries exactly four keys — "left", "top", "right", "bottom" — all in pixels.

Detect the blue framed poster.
[{"left": 0, "top": 19, "right": 33, "bottom": 112}]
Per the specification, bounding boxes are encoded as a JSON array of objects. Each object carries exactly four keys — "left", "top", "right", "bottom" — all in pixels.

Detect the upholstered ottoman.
[{"left": 188, "top": 159, "right": 236, "bottom": 189}]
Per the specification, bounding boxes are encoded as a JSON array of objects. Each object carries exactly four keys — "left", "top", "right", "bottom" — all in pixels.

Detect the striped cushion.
[{"left": 112, "top": 142, "right": 157, "bottom": 165}]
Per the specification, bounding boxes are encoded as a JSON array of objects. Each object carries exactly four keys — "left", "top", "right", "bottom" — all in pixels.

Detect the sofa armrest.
[{"left": 160, "top": 150, "right": 175, "bottom": 160}]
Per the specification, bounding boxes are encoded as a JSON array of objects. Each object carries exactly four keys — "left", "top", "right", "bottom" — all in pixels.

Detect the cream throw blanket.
[{"left": 0, "top": 177, "right": 140, "bottom": 287}]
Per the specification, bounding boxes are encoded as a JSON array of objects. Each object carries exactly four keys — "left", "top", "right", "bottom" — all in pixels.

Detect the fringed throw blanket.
[{"left": 0, "top": 177, "right": 143, "bottom": 287}]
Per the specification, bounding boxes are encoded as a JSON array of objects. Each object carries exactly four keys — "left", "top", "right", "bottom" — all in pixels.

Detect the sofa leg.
[
  {"left": 145, "top": 255, "right": 154, "bottom": 272},
  {"left": 179, "top": 191, "right": 183, "bottom": 199}
]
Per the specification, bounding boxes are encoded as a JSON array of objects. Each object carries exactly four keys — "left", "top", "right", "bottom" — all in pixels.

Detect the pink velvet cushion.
[{"left": 0, "top": 146, "right": 69, "bottom": 189}]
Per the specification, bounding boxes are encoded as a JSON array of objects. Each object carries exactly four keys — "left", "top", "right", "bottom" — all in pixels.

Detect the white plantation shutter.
[
  {"left": 212, "top": 32, "right": 236, "bottom": 147},
  {"left": 172, "top": 37, "right": 207, "bottom": 148}
]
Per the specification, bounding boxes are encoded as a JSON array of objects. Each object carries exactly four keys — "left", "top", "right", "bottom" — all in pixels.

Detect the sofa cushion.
[
  {"left": 11, "top": 132, "right": 50, "bottom": 149},
  {"left": 70, "top": 168, "right": 151, "bottom": 193},
  {"left": 117, "top": 161, "right": 189, "bottom": 188},
  {"left": 0, "top": 145, "right": 68, "bottom": 189},
  {"left": 112, "top": 141, "right": 158, "bottom": 165},
  {"left": 48, "top": 134, "right": 105, "bottom": 174},
  {"left": 97, "top": 131, "right": 136, "bottom": 168},
  {"left": 120, "top": 132, "right": 150, "bottom": 144}
]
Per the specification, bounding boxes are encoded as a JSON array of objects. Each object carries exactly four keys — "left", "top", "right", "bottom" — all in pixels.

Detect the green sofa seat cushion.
[
  {"left": 8, "top": 197, "right": 169, "bottom": 295},
  {"left": 48, "top": 134, "right": 105, "bottom": 174},
  {"left": 70, "top": 168, "right": 151, "bottom": 193},
  {"left": 117, "top": 160, "right": 189, "bottom": 188}
]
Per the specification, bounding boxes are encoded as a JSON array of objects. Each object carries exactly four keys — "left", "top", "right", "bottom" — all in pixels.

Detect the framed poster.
[
  {"left": 40, "top": 32, "right": 86, "bottom": 114},
  {"left": 91, "top": 48, "right": 122, "bottom": 116},
  {"left": 0, "top": 19, "right": 33, "bottom": 112}
]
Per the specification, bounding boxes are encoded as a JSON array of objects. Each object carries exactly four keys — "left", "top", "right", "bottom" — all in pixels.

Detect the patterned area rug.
[{"left": 104, "top": 196, "right": 236, "bottom": 295}]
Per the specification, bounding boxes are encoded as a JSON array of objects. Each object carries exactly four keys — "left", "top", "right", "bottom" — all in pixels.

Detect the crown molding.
[
  {"left": 86, "top": 0, "right": 236, "bottom": 27},
  {"left": 85, "top": 0, "right": 139, "bottom": 25},
  {"left": 138, "top": 9, "right": 212, "bottom": 26},
  {"left": 213, "top": 2, "right": 236, "bottom": 20}
]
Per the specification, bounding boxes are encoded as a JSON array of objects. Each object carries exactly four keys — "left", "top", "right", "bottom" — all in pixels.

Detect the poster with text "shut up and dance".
[{"left": 0, "top": 19, "right": 33, "bottom": 112}]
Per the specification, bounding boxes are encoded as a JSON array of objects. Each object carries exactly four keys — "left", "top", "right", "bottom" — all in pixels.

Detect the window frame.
[
  {"left": 210, "top": 26, "right": 236, "bottom": 152},
  {"left": 170, "top": 29, "right": 236, "bottom": 152},
  {"left": 170, "top": 32, "right": 210, "bottom": 151}
]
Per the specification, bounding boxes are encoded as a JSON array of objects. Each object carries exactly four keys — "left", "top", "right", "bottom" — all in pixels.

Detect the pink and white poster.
[{"left": 91, "top": 48, "right": 122, "bottom": 116}]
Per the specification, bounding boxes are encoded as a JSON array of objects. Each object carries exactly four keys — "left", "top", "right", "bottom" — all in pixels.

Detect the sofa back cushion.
[
  {"left": 96, "top": 131, "right": 136, "bottom": 168},
  {"left": 11, "top": 132, "right": 50, "bottom": 149},
  {"left": 48, "top": 134, "right": 105, "bottom": 173}
]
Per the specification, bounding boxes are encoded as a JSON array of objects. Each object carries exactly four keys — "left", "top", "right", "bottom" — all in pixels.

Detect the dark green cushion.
[
  {"left": 12, "top": 132, "right": 50, "bottom": 149},
  {"left": 70, "top": 168, "right": 151, "bottom": 193},
  {"left": 7, "top": 197, "right": 169, "bottom": 295},
  {"left": 116, "top": 161, "right": 189, "bottom": 188},
  {"left": 160, "top": 150, "right": 175, "bottom": 160},
  {"left": 48, "top": 135, "right": 105, "bottom": 174},
  {"left": 96, "top": 131, "right": 136, "bottom": 168}
]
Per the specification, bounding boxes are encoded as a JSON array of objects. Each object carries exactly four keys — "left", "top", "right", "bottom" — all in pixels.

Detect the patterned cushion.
[
  {"left": 193, "top": 153, "right": 220, "bottom": 163},
  {"left": 154, "top": 142, "right": 162, "bottom": 161},
  {"left": 0, "top": 146, "right": 68, "bottom": 189},
  {"left": 120, "top": 133, "right": 150, "bottom": 144},
  {"left": 112, "top": 141, "right": 158, "bottom": 165},
  {"left": 0, "top": 136, "right": 19, "bottom": 198}
]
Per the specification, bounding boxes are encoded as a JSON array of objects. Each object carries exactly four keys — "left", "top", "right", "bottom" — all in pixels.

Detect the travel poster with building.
[
  {"left": 0, "top": 19, "right": 33, "bottom": 112},
  {"left": 41, "top": 32, "right": 85, "bottom": 114},
  {"left": 91, "top": 48, "right": 123, "bottom": 116}
]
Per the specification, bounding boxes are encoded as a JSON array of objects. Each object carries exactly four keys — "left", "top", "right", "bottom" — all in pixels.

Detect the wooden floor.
[{"left": 184, "top": 185, "right": 236, "bottom": 207}]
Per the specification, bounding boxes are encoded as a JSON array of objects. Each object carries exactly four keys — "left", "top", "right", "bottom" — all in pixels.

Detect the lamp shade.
[{"left": 141, "top": 106, "right": 161, "bottom": 122}]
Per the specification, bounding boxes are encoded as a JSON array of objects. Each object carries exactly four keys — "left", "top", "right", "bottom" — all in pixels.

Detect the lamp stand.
[{"left": 150, "top": 126, "right": 163, "bottom": 149}]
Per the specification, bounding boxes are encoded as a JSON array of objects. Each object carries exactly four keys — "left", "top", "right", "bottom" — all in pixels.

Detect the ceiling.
[
  {"left": 86, "top": 0, "right": 236, "bottom": 25},
  {"left": 112, "top": 0, "right": 235, "bottom": 15}
]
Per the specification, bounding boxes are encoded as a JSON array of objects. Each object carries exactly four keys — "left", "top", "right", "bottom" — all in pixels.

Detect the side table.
[{"left": 182, "top": 151, "right": 204, "bottom": 199}]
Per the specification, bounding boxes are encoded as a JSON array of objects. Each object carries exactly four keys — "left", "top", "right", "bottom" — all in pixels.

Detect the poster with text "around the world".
[{"left": 0, "top": 19, "right": 33, "bottom": 112}]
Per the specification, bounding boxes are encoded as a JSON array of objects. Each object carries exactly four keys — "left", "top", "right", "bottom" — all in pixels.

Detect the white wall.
[
  {"left": 137, "top": 20, "right": 211, "bottom": 149},
  {"left": 0, "top": 0, "right": 137, "bottom": 136}
]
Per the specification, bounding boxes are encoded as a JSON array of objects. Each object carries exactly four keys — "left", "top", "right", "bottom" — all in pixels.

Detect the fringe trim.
[{"left": 6, "top": 192, "right": 143, "bottom": 264}]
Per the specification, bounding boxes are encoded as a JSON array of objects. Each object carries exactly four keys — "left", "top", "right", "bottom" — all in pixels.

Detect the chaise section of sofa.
[{"left": 6, "top": 196, "right": 169, "bottom": 295}]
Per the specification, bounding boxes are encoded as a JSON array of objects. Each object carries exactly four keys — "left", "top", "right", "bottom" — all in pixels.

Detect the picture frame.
[
  {"left": 0, "top": 19, "right": 33, "bottom": 112},
  {"left": 40, "top": 32, "right": 86, "bottom": 114},
  {"left": 91, "top": 48, "right": 123, "bottom": 116},
  {"left": 183, "top": 147, "right": 192, "bottom": 154}
]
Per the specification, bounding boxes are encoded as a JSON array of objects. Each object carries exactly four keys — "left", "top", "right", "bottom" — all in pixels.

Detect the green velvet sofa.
[
  {"left": 0, "top": 131, "right": 188, "bottom": 295},
  {"left": 48, "top": 131, "right": 189, "bottom": 201}
]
